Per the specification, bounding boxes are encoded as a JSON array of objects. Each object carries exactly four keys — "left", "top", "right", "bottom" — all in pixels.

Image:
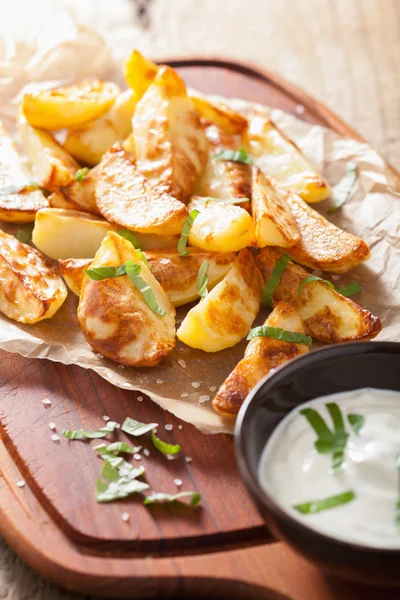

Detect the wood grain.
[{"left": 1, "top": 57, "right": 399, "bottom": 599}]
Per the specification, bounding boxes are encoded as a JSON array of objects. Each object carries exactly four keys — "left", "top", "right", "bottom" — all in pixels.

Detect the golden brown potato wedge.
[
  {"left": 32, "top": 208, "right": 115, "bottom": 260},
  {"left": 243, "top": 109, "right": 331, "bottom": 203},
  {"left": 145, "top": 248, "right": 235, "bottom": 307},
  {"left": 64, "top": 89, "right": 137, "bottom": 166},
  {"left": 177, "top": 248, "right": 263, "bottom": 352},
  {"left": 257, "top": 247, "right": 382, "bottom": 343},
  {"left": 0, "top": 229, "right": 67, "bottom": 323},
  {"left": 133, "top": 232, "right": 179, "bottom": 250},
  {"left": 252, "top": 167, "right": 299, "bottom": 248},
  {"left": 189, "top": 92, "right": 248, "bottom": 134},
  {"left": 22, "top": 80, "right": 119, "bottom": 130},
  {"left": 285, "top": 192, "right": 370, "bottom": 273},
  {"left": 123, "top": 50, "right": 158, "bottom": 98},
  {"left": 59, "top": 166, "right": 100, "bottom": 215},
  {"left": 212, "top": 302, "right": 309, "bottom": 416},
  {"left": 188, "top": 196, "right": 256, "bottom": 252},
  {"left": 194, "top": 124, "right": 251, "bottom": 210},
  {"left": 0, "top": 121, "right": 48, "bottom": 222},
  {"left": 95, "top": 145, "right": 188, "bottom": 235},
  {"left": 59, "top": 258, "right": 92, "bottom": 296},
  {"left": 78, "top": 231, "right": 176, "bottom": 366},
  {"left": 133, "top": 66, "right": 208, "bottom": 202}
]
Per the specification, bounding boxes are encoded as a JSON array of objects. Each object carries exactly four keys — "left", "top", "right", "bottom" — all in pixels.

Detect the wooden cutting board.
[{"left": 1, "top": 58, "right": 399, "bottom": 600}]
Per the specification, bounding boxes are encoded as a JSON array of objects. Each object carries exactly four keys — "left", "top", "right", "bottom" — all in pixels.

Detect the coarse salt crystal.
[
  {"left": 51, "top": 434, "right": 60, "bottom": 443},
  {"left": 181, "top": 392, "right": 189, "bottom": 398},
  {"left": 185, "top": 457, "right": 192, "bottom": 463},
  {"left": 133, "top": 453, "right": 141, "bottom": 461},
  {"left": 178, "top": 425, "right": 183, "bottom": 430},
  {"left": 199, "top": 395, "right": 210, "bottom": 404},
  {"left": 42, "top": 398, "right": 51, "bottom": 406},
  {"left": 96, "top": 353, "right": 104, "bottom": 359},
  {"left": 177, "top": 359, "right": 187, "bottom": 369},
  {"left": 331, "top": 275, "right": 340, "bottom": 281},
  {"left": 49, "top": 422, "right": 56, "bottom": 430},
  {"left": 16, "top": 480, "right": 25, "bottom": 488},
  {"left": 191, "top": 381, "right": 201, "bottom": 389},
  {"left": 173, "top": 478, "right": 183, "bottom": 487},
  {"left": 121, "top": 512, "right": 130, "bottom": 522},
  {"left": 295, "top": 104, "right": 305, "bottom": 114},
  {"left": 143, "top": 448, "right": 150, "bottom": 457},
  {"left": 209, "top": 386, "right": 217, "bottom": 392},
  {"left": 118, "top": 364, "right": 125, "bottom": 369},
  {"left": 103, "top": 415, "right": 110, "bottom": 422},
  {"left": 165, "top": 424, "right": 173, "bottom": 431},
  {"left": 166, "top": 454, "right": 177, "bottom": 461},
  {"left": 156, "top": 379, "right": 164, "bottom": 384},
  {"left": 137, "top": 395, "right": 143, "bottom": 401}
]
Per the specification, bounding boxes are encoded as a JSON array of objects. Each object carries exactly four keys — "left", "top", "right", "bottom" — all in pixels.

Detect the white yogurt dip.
[{"left": 258, "top": 388, "right": 400, "bottom": 549}]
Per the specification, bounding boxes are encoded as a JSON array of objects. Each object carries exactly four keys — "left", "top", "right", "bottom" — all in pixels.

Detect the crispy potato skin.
[
  {"left": 285, "top": 192, "right": 370, "bottom": 273},
  {"left": 257, "top": 247, "right": 382, "bottom": 343},
  {"left": 133, "top": 66, "right": 208, "bottom": 202},
  {"left": 213, "top": 302, "right": 309, "bottom": 416},
  {"left": 0, "top": 230, "right": 67, "bottom": 323},
  {"left": 59, "top": 258, "right": 92, "bottom": 295},
  {"left": 252, "top": 167, "right": 299, "bottom": 248},
  {"left": 195, "top": 124, "right": 251, "bottom": 211},
  {"left": 189, "top": 93, "right": 248, "bottom": 134},
  {"left": 95, "top": 145, "right": 188, "bottom": 235},
  {"left": 78, "top": 231, "right": 176, "bottom": 366}
]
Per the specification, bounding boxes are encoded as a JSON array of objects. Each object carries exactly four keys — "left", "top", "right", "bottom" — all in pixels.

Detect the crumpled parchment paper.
[{"left": 0, "top": 14, "right": 399, "bottom": 434}]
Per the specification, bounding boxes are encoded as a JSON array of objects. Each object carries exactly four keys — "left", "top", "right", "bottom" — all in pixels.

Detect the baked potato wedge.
[
  {"left": 257, "top": 247, "right": 382, "bottom": 343},
  {"left": 0, "top": 121, "right": 48, "bottom": 222},
  {"left": 123, "top": 50, "right": 158, "bottom": 99},
  {"left": 285, "top": 192, "right": 370, "bottom": 273},
  {"left": 78, "top": 231, "right": 176, "bottom": 366},
  {"left": 243, "top": 110, "right": 331, "bottom": 203},
  {"left": 59, "top": 166, "right": 100, "bottom": 215},
  {"left": 0, "top": 229, "right": 67, "bottom": 323},
  {"left": 188, "top": 196, "right": 256, "bottom": 252},
  {"left": 59, "top": 258, "right": 92, "bottom": 295},
  {"left": 48, "top": 191, "right": 81, "bottom": 211},
  {"left": 177, "top": 248, "right": 263, "bottom": 352},
  {"left": 133, "top": 66, "right": 208, "bottom": 202},
  {"left": 33, "top": 208, "right": 115, "bottom": 260},
  {"left": 95, "top": 145, "right": 188, "bottom": 235},
  {"left": 189, "top": 93, "right": 247, "bottom": 134},
  {"left": 133, "top": 233, "right": 179, "bottom": 250},
  {"left": 194, "top": 124, "right": 251, "bottom": 210},
  {"left": 22, "top": 80, "right": 119, "bottom": 130},
  {"left": 212, "top": 302, "right": 309, "bottom": 416},
  {"left": 64, "top": 89, "right": 137, "bottom": 166},
  {"left": 252, "top": 167, "right": 299, "bottom": 248}
]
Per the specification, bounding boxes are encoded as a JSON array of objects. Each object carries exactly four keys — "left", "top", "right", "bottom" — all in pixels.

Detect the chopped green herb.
[
  {"left": 100, "top": 454, "right": 145, "bottom": 478},
  {"left": 213, "top": 147, "right": 253, "bottom": 164},
  {"left": 95, "top": 441, "right": 140, "bottom": 456},
  {"left": 136, "top": 249, "right": 149, "bottom": 267},
  {"left": 95, "top": 476, "right": 149, "bottom": 503},
  {"left": 347, "top": 413, "right": 365, "bottom": 436},
  {"left": 298, "top": 275, "right": 334, "bottom": 297},
  {"left": 151, "top": 430, "right": 181, "bottom": 455},
  {"left": 62, "top": 421, "right": 118, "bottom": 440},
  {"left": 247, "top": 325, "right": 312, "bottom": 348},
  {"left": 75, "top": 167, "right": 89, "bottom": 182},
  {"left": 197, "top": 260, "right": 209, "bottom": 300},
  {"left": 178, "top": 209, "right": 199, "bottom": 256},
  {"left": 14, "top": 223, "right": 34, "bottom": 243},
  {"left": 328, "top": 161, "right": 357, "bottom": 213},
  {"left": 0, "top": 181, "right": 39, "bottom": 196},
  {"left": 125, "top": 261, "right": 166, "bottom": 316},
  {"left": 336, "top": 282, "right": 362, "bottom": 297},
  {"left": 300, "top": 407, "right": 334, "bottom": 453},
  {"left": 294, "top": 490, "right": 356, "bottom": 515},
  {"left": 102, "top": 460, "right": 121, "bottom": 482},
  {"left": 121, "top": 417, "right": 158, "bottom": 437},
  {"left": 262, "top": 253, "right": 292, "bottom": 307},
  {"left": 326, "top": 403, "right": 349, "bottom": 471},
  {"left": 84, "top": 264, "right": 127, "bottom": 280},
  {"left": 118, "top": 228, "right": 143, "bottom": 249},
  {"left": 144, "top": 491, "right": 201, "bottom": 506}
]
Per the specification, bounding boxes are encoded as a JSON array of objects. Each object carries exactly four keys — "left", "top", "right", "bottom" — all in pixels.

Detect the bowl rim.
[{"left": 235, "top": 340, "right": 400, "bottom": 555}]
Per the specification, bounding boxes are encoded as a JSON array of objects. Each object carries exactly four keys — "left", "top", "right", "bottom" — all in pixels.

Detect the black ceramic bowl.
[{"left": 235, "top": 341, "right": 400, "bottom": 586}]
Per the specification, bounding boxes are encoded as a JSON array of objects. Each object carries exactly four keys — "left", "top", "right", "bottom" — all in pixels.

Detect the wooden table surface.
[{"left": 1, "top": 0, "right": 399, "bottom": 598}]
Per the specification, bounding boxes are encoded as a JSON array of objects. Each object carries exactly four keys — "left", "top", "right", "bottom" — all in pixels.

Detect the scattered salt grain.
[
  {"left": 51, "top": 434, "right": 60, "bottom": 443},
  {"left": 121, "top": 512, "right": 130, "bottom": 522},
  {"left": 166, "top": 454, "right": 177, "bottom": 461},
  {"left": 199, "top": 395, "right": 210, "bottom": 404},
  {"left": 156, "top": 379, "right": 164, "bottom": 384},
  {"left": 16, "top": 480, "right": 25, "bottom": 488},
  {"left": 96, "top": 353, "right": 104, "bottom": 359},
  {"left": 137, "top": 395, "right": 143, "bottom": 402},
  {"left": 133, "top": 453, "right": 141, "bottom": 461},
  {"left": 42, "top": 398, "right": 51, "bottom": 406},
  {"left": 49, "top": 422, "right": 56, "bottom": 431},
  {"left": 118, "top": 364, "right": 125, "bottom": 370},
  {"left": 178, "top": 425, "right": 183, "bottom": 430},
  {"left": 143, "top": 448, "right": 150, "bottom": 457},
  {"left": 173, "top": 478, "right": 183, "bottom": 487},
  {"left": 103, "top": 415, "right": 110, "bottom": 422},
  {"left": 185, "top": 457, "right": 193, "bottom": 463},
  {"left": 331, "top": 275, "right": 340, "bottom": 281},
  {"left": 181, "top": 392, "right": 189, "bottom": 398},
  {"left": 209, "top": 386, "right": 217, "bottom": 392},
  {"left": 165, "top": 424, "right": 173, "bottom": 431},
  {"left": 295, "top": 104, "right": 305, "bottom": 115},
  {"left": 191, "top": 381, "right": 201, "bottom": 389},
  {"left": 177, "top": 359, "right": 187, "bottom": 369}
]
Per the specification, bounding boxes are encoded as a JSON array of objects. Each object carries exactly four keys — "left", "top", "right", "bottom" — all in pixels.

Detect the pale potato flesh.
[
  {"left": 285, "top": 192, "right": 370, "bottom": 273},
  {"left": 78, "top": 231, "right": 176, "bottom": 366},
  {"left": 22, "top": 80, "right": 119, "bottom": 130},
  {"left": 32, "top": 208, "right": 116, "bottom": 260},
  {"left": 177, "top": 248, "right": 263, "bottom": 352},
  {"left": 188, "top": 196, "right": 255, "bottom": 252},
  {"left": 0, "top": 121, "right": 48, "bottom": 222},
  {"left": 95, "top": 145, "right": 188, "bottom": 235},
  {"left": 251, "top": 167, "right": 300, "bottom": 248},
  {"left": 59, "top": 258, "right": 92, "bottom": 296},
  {"left": 243, "top": 109, "right": 331, "bottom": 203},
  {"left": 133, "top": 66, "right": 208, "bottom": 202},
  {"left": 0, "top": 229, "right": 67, "bottom": 323},
  {"left": 212, "top": 302, "right": 309, "bottom": 416},
  {"left": 257, "top": 247, "right": 382, "bottom": 343},
  {"left": 189, "top": 93, "right": 248, "bottom": 134}
]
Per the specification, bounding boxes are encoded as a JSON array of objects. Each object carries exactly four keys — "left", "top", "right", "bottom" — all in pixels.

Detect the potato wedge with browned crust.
[
  {"left": 95, "top": 145, "right": 188, "bottom": 235},
  {"left": 22, "top": 80, "right": 119, "bottom": 130},
  {"left": 59, "top": 258, "right": 92, "bottom": 296},
  {"left": 257, "top": 247, "right": 381, "bottom": 343},
  {"left": 0, "top": 230, "right": 67, "bottom": 323},
  {"left": 78, "top": 231, "right": 176, "bottom": 366},
  {"left": 0, "top": 121, "right": 48, "bottom": 222},
  {"left": 194, "top": 124, "right": 251, "bottom": 209},
  {"left": 133, "top": 66, "right": 208, "bottom": 202},
  {"left": 243, "top": 109, "right": 331, "bottom": 203},
  {"left": 212, "top": 302, "right": 309, "bottom": 416},
  {"left": 252, "top": 167, "right": 299, "bottom": 248},
  {"left": 189, "top": 92, "right": 248, "bottom": 134},
  {"left": 177, "top": 248, "right": 263, "bottom": 352},
  {"left": 123, "top": 50, "right": 158, "bottom": 99},
  {"left": 285, "top": 192, "right": 370, "bottom": 273}
]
